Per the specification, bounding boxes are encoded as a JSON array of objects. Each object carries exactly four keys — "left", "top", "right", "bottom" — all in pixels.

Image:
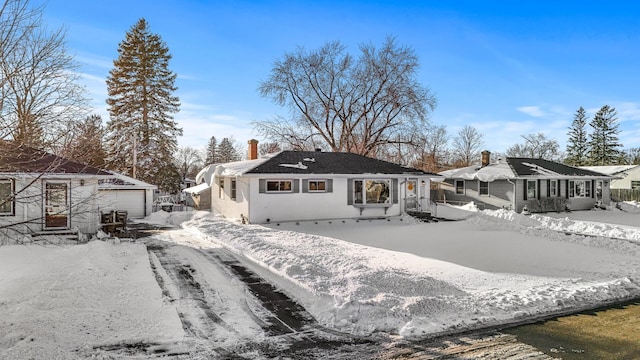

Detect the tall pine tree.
[
  {"left": 588, "top": 105, "right": 622, "bottom": 165},
  {"left": 565, "top": 106, "right": 589, "bottom": 166},
  {"left": 104, "top": 18, "right": 182, "bottom": 190},
  {"left": 217, "top": 137, "right": 241, "bottom": 162},
  {"left": 205, "top": 136, "right": 218, "bottom": 164}
]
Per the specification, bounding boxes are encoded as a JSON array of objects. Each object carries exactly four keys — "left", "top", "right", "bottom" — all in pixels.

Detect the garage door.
[{"left": 99, "top": 190, "right": 146, "bottom": 218}]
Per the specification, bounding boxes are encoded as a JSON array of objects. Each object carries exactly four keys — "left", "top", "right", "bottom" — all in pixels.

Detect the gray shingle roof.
[
  {"left": 507, "top": 158, "right": 608, "bottom": 177},
  {"left": 246, "top": 151, "right": 435, "bottom": 175}
]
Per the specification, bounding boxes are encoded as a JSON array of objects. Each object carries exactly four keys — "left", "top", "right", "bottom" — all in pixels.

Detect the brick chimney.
[
  {"left": 481, "top": 150, "right": 491, "bottom": 167},
  {"left": 248, "top": 139, "right": 259, "bottom": 160}
]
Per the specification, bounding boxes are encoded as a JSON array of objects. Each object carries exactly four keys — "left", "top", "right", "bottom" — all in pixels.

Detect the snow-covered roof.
[
  {"left": 182, "top": 182, "right": 210, "bottom": 194},
  {"left": 98, "top": 171, "right": 157, "bottom": 190},
  {"left": 580, "top": 165, "right": 638, "bottom": 176},
  {"left": 196, "top": 154, "right": 277, "bottom": 186},
  {"left": 439, "top": 162, "right": 515, "bottom": 182}
]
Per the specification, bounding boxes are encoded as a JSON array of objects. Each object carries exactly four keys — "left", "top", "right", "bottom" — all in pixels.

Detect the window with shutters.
[
  {"left": 266, "top": 180, "right": 293, "bottom": 193},
  {"left": 354, "top": 179, "right": 391, "bottom": 204},
  {"left": 308, "top": 180, "right": 326, "bottom": 192}
]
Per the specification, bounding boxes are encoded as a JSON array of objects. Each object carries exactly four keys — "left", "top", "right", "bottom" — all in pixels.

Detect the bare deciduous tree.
[
  {"left": 0, "top": 0, "right": 88, "bottom": 151},
  {"left": 451, "top": 125, "right": 484, "bottom": 166},
  {"left": 258, "top": 141, "right": 281, "bottom": 155},
  {"left": 506, "top": 133, "right": 561, "bottom": 160},
  {"left": 174, "top": 146, "right": 203, "bottom": 181},
  {"left": 256, "top": 37, "right": 436, "bottom": 158}
]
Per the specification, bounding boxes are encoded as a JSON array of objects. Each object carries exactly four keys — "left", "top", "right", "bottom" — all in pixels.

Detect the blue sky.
[{"left": 42, "top": 1, "right": 640, "bottom": 154}]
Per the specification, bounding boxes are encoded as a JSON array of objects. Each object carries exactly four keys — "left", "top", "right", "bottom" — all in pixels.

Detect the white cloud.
[
  {"left": 614, "top": 102, "right": 640, "bottom": 123},
  {"left": 516, "top": 106, "right": 545, "bottom": 118}
]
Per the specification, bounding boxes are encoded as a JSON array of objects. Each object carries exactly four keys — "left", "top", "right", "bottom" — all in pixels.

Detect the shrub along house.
[
  {"left": 437, "top": 151, "right": 614, "bottom": 213},
  {"left": 0, "top": 141, "right": 112, "bottom": 241},
  {"left": 198, "top": 140, "right": 441, "bottom": 224}
]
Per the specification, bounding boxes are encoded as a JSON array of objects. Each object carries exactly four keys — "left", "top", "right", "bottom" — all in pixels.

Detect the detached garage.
[{"left": 98, "top": 172, "right": 156, "bottom": 218}]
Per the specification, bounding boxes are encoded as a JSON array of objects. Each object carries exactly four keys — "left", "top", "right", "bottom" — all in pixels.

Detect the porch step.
[{"left": 31, "top": 230, "right": 81, "bottom": 243}]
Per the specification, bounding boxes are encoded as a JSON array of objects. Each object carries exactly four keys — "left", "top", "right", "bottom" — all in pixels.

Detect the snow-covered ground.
[{"left": 1, "top": 202, "right": 640, "bottom": 357}]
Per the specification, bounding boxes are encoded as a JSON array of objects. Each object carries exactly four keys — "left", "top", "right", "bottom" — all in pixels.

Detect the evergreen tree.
[
  {"left": 205, "top": 136, "right": 218, "bottom": 164},
  {"left": 217, "top": 137, "right": 241, "bottom": 162},
  {"left": 565, "top": 106, "right": 590, "bottom": 166},
  {"left": 104, "top": 18, "right": 182, "bottom": 188},
  {"left": 588, "top": 105, "right": 622, "bottom": 165},
  {"left": 62, "top": 114, "right": 106, "bottom": 168}
]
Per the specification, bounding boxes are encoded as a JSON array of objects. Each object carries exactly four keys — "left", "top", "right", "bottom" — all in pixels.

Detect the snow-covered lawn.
[
  {"left": 1, "top": 203, "right": 639, "bottom": 357},
  {"left": 0, "top": 241, "right": 184, "bottom": 359}
]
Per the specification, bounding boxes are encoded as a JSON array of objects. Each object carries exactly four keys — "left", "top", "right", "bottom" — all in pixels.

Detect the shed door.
[{"left": 100, "top": 190, "right": 146, "bottom": 218}]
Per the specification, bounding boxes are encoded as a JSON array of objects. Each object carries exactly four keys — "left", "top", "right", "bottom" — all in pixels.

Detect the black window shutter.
[
  {"left": 523, "top": 180, "right": 527, "bottom": 200},
  {"left": 537, "top": 179, "right": 541, "bottom": 200},
  {"left": 547, "top": 180, "right": 550, "bottom": 197},
  {"left": 392, "top": 179, "right": 399, "bottom": 204},
  {"left": 347, "top": 179, "right": 353, "bottom": 205}
]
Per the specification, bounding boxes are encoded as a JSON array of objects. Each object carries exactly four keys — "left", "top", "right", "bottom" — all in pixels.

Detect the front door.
[
  {"left": 405, "top": 178, "right": 418, "bottom": 211},
  {"left": 44, "top": 182, "right": 69, "bottom": 229}
]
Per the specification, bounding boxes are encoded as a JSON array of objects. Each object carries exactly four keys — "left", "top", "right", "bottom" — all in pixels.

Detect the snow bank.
[
  {"left": 0, "top": 241, "right": 183, "bottom": 359},
  {"left": 178, "top": 211, "right": 640, "bottom": 338}
]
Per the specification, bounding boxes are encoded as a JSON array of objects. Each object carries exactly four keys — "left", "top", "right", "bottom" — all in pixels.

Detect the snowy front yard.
[{"left": 1, "top": 204, "right": 640, "bottom": 358}]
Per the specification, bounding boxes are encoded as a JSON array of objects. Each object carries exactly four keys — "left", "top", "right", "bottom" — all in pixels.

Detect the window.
[
  {"left": 354, "top": 180, "right": 391, "bottom": 205},
  {"left": 549, "top": 180, "right": 558, "bottom": 197},
  {"left": 569, "top": 180, "right": 591, "bottom": 198},
  {"left": 308, "top": 180, "right": 326, "bottom": 192},
  {"left": 455, "top": 180, "right": 465, "bottom": 195},
  {"left": 218, "top": 178, "right": 225, "bottom": 199},
  {"left": 230, "top": 179, "right": 237, "bottom": 200},
  {"left": 526, "top": 180, "right": 537, "bottom": 199},
  {"left": 632, "top": 181, "right": 640, "bottom": 190},
  {"left": 0, "top": 179, "right": 14, "bottom": 215},
  {"left": 479, "top": 181, "right": 489, "bottom": 196},
  {"left": 266, "top": 180, "right": 293, "bottom": 193}
]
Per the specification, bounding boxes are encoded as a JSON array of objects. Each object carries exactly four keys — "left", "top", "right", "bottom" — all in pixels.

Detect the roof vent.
[{"left": 315, "top": 148, "right": 322, "bottom": 152}]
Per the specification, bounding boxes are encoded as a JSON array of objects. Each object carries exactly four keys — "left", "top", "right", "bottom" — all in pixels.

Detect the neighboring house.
[
  {"left": 580, "top": 165, "right": 640, "bottom": 190},
  {"left": 184, "top": 167, "right": 212, "bottom": 210},
  {"left": 0, "top": 141, "right": 111, "bottom": 239},
  {"left": 97, "top": 172, "right": 157, "bottom": 218},
  {"left": 199, "top": 141, "right": 441, "bottom": 224},
  {"left": 438, "top": 151, "right": 614, "bottom": 213}
]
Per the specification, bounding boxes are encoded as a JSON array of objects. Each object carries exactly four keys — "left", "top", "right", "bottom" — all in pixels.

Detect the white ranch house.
[{"left": 198, "top": 143, "right": 441, "bottom": 224}]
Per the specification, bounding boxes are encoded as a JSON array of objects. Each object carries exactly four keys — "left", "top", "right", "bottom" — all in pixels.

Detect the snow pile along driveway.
[{"left": 180, "top": 211, "right": 640, "bottom": 337}]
